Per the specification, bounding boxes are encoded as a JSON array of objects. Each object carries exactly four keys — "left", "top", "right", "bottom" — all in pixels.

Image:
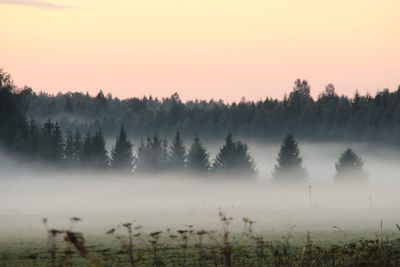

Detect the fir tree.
[
  {"left": 80, "top": 131, "right": 93, "bottom": 167},
  {"left": 187, "top": 134, "right": 210, "bottom": 173},
  {"left": 273, "top": 134, "right": 307, "bottom": 183},
  {"left": 213, "top": 133, "right": 256, "bottom": 176},
  {"left": 39, "top": 118, "right": 54, "bottom": 161},
  {"left": 72, "top": 130, "right": 82, "bottom": 165},
  {"left": 161, "top": 138, "right": 169, "bottom": 169},
  {"left": 64, "top": 130, "right": 74, "bottom": 167},
  {"left": 168, "top": 131, "right": 186, "bottom": 170},
  {"left": 111, "top": 126, "right": 133, "bottom": 172},
  {"left": 135, "top": 138, "right": 151, "bottom": 172},
  {"left": 27, "top": 117, "right": 39, "bottom": 159},
  {"left": 149, "top": 133, "right": 163, "bottom": 171},
  {"left": 91, "top": 128, "right": 109, "bottom": 169},
  {"left": 51, "top": 122, "right": 64, "bottom": 164},
  {"left": 334, "top": 148, "right": 368, "bottom": 184}
]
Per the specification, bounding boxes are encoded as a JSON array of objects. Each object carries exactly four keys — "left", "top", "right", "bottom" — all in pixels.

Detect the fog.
[{"left": 1, "top": 141, "right": 400, "bottom": 241}]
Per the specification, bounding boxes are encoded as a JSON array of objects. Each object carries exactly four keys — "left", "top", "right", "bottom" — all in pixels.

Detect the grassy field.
[{"left": 1, "top": 210, "right": 400, "bottom": 266}]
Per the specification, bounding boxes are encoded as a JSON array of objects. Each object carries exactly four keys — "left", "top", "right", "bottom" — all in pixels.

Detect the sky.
[{"left": 0, "top": 0, "right": 399, "bottom": 102}]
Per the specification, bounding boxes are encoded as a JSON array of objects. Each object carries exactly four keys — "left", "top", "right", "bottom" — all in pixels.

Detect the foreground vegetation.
[{"left": 1, "top": 213, "right": 400, "bottom": 267}]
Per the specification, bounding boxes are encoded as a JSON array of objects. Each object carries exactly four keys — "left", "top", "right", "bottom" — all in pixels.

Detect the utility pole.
[{"left": 308, "top": 185, "right": 312, "bottom": 210}]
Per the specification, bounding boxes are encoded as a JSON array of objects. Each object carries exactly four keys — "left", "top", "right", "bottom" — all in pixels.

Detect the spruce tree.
[
  {"left": 73, "top": 130, "right": 82, "bottom": 165},
  {"left": 91, "top": 128, "right": 109, "bottom": 169},
  {"left": 27, "top": 117, "right": 39, "bottom": 159},
  {"left": 51, "top": 123, "right": 64, "bottom": 164},
  {"left": 64, "top": 130, "right": 74, "bottom": 167},
  {"left": 80, "top": 131, "right": 93, "bottom": 167},
  {"left": 187, "top": 134, "right": 210, "bottom": 173},
  {"left": 135, "top": 138, "right": 151, "bottom": 172},
  {"left": 135, "top": 133, "right": 165, "bottom": 173},
  {"left": 161, "top": 138, "right": 169, "bottom": 169},
  {"left": 40, "top": 118, "right": 54, "bottom": 161},
  {"left": 213, "top": 133, "right": 256, "bottom": 176},
  {"left": 149, "top": 133, "right": 163, "bottom": 171},
  {"left": 334, "top": 148, "right": 368, "bottom": 184},
  {"left": 169, "top": 131, "right": 186, "bottom": 170},
  {"left": 111, "top": 126, "right": 133, "bottom": 172},
  {"left": 273, "top": 134, "right": 307, "bottom": 183}
]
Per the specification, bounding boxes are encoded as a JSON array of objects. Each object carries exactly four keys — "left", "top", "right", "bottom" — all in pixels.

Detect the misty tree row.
[
  {"left": 0, "top": 69, "right": 368, "bottom": 183},
  {"left": 5, "top": 116, "right": 368, "bottom": 184},
  {"left": 7, "top": 71, "right": 400, "bottom": 145}
]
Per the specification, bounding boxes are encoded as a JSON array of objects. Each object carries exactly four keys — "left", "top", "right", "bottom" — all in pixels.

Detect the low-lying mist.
[{"left": 1, "top": 141, "right": 400, "bottom": 239}]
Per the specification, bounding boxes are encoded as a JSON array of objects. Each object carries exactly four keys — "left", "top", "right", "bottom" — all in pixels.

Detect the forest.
[
  {"left": 1, "top": 69, "right": 369, "bottom": 183},
  {"left": 7, "top": 73, "right": 400, "bottom": 145}
]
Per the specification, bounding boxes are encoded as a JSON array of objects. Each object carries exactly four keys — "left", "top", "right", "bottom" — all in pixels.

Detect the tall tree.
[
  {"left": 111, "top": 126, "right": 133, "bottom": 172},
  {"left": 91, "top": 128, "right": 109, "bottom": 169},
  {"left": 334, "top": 148, "right": 368, "bottom": 184},
  {"left": 72, "top": 130, "right": 82, "bottom": 165},
  {"left": 213, "top": 133, "right": 256, "bottom": 176},
  {"left": 80, "top": 129, "right": 109, "bottom": 169},
  {"left": 272, "top": 134, "right": 307, "bottom": 183},
  {"left": 186, "top": 134, "right": 210, "bottom": 173},
  {"left": 79, "top": 132, "right": 93, "bottom": 167},
  {"left": 135, "top": 133, "right": 165, "bottom": 173},
  {"left": 51, "top": 122, "right": 64, "bottom": 164},
  {"left": 168, "top": 131, "right": 186, "bottom": 170},
  {"left": 39, "top": 119, "right": 55, "bottom": 162},
  {"left": 64, "top": 130, "right": 74, "bottom": 167},
  {"left": 135, "top": 138, "right": 151, "bottom": 172},
  {"left": 27, "top": 117, "right": 39, "bottom": 159}
]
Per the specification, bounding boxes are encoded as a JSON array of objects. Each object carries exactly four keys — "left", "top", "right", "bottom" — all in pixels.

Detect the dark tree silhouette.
[
  {"left": 111, "top": 126, "right": 133, "bottom": 172},
  {"left": 186, "top": 134, "right": 210, "bottom": 173},
  {"left": 27, "top": 117, "right": 39, "bottom": 159},
  {"left": 80, "top": 129, "right": 108, "bottom": 169},
  {"left": 39, "top": 119, "right": 64, "bottom": 163},
  {"left": 135, "top": 138, "right": 151, "bottom": 172},
  {"left": 273, "top": 134, "right": 307, "bottom": 183},
  {"left": 168, "top": 131, "right": 186, "bottom": 170},
  {"left": 91, "top": 128, "right": 109, "bottom": 169},
  {"left": 334, "top": 148, "right": 368, "bottom": 184},
  {"left": 64, "top": 130, "right": 74, "bottom": 166},
  {"left": 135, "top": 133, "right": 166, "bottom": 173},
  {"left": 213, "top": 133, "right": 256, "bottom": 176},
  {"left": 72, "top": 130, "right": 82, "bottom": 165}
]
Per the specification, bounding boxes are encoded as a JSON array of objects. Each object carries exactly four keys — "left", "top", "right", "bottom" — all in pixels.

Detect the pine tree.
[
  {"left": 80, "top": 131, "right": 93, "bottom": 167},
  {"left": 135, "top": 138, "right": 151, "bottom": 172},
  {"left": 135, "top": 133, "right": 165, "bottom": 173},
  {"left": 64, "top": 95, "right": 73, "bottom": 113},
  {"left": 51, "top": 122, "right": 64, "bottom": 164},
  {"left": 169, "top": 131, "right": 186, "bottom": 170},
  {"left": 213, "top": 133, "right": 256, "bottom": 176},
  {"left": 150, "top": 133, "right": 163, "bottom": 171},
  {"left": 64, "top": 130, "right": 74, "bottom": 167},
  {"left": 27, "top": 117, "right": 39, "bottom": 159},
  {"left": 273, "top": 134, "right": 307, "bottom": 183},
  {"left": 187, "top": 134, "right": 210, "bottom": 173},
  {"left": 39, "top": 118, "right": 54, "bottom": 161},
  {"left": 91, "top": 128, "right": 109, "bottom": 169},
  {"left": 73, "top": 130, "right": 82, "bottom": 165},
  {"left": 161, "top": 138, "right": 169, "bottom": 169},
  {"left": 111, "top": 126, "right": 133, "bottom": 172},
  {"left": 334, "top": 148, "right": 368, "bottom": 184}
]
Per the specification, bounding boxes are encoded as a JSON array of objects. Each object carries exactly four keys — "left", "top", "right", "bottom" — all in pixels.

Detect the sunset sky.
[{"left": 1, "top": 0, "right": 399, "bottom": 102}]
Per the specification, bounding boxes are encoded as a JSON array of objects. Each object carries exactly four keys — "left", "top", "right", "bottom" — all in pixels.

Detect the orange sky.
[{"left": 1, "top": 0, "right": 399, "bottom": 102}]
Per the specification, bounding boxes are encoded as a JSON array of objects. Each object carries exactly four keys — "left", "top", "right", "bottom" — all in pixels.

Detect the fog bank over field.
[{"left": 1, "top": 141, "right": 400, "bottom": 239}]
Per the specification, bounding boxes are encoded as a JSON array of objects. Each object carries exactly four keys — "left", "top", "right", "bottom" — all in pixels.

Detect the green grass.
[{"left": 1, "top": 213, "right": 400, "bottom": 267}]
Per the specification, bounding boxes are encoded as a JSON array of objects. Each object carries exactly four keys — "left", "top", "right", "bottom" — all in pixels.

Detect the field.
[{"left": 1, "top": 209, "right": 400, "bottom": 266}]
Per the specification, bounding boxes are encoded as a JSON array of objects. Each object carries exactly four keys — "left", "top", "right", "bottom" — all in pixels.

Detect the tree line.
[
  {"left": 14, "top": 74, "right": 400, "bottom": 146},
  {"left": 0, "top": 69, "right": 368, "bottom": 183}
]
